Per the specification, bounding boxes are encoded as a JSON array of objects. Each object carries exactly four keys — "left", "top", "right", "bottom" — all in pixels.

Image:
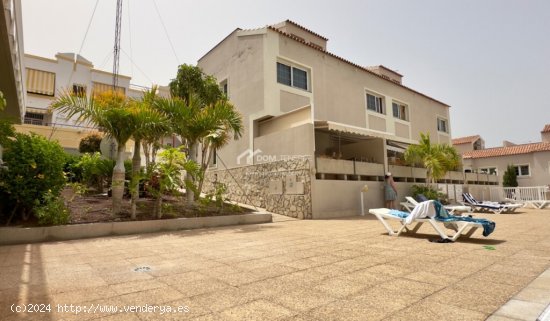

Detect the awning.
[
  {"left": 387, "top": 140, "right": 410, "bottom": 153},
  {"left": 314, "top": 120, "right": 417, "bottom": 144},
  {"left": 25, "top": 107, "right": 49, "bottom": 114}
]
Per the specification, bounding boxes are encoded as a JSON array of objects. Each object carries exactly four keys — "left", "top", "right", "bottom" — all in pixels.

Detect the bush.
[
  {"left": 502, "top": 165, "right": 518, "bottom": 187},
  {"left": 64, "top": 154, "right": 83, "bottom": 183},
  {"left": 411, "top": 184, "right": 448, "bottom": 204},
  {"left": 34, "top": 191, "right": 70, "bottom": 225},
  {"left": 0, "top": 133, "right": 66, "bottom": 223},
  {"left": 77, "top": 152, "right": 115, "bottom": 193},
  {"left": 79, "top": 133, "right": 103, "bottom": 154}
]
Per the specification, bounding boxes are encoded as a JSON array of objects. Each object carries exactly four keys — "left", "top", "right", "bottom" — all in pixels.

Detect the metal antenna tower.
[{"left": 112, "top": 0, "right": 123, "bottom": 90}]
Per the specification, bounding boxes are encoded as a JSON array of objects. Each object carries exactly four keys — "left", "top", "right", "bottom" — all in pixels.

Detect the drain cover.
[{"left": 133, "top": 266, "right": 151, "bottom": 272}]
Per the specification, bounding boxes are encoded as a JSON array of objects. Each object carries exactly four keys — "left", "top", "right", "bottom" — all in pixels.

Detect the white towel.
[{"left": 405, "top": 200, "right": 436, "bottom": 225}]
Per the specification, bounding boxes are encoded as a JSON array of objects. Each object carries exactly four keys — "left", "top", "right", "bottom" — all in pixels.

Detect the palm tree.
[
  {"left": 51, "top": 91, "right": 137, "bottom": 214},
  {"left": 404, "top": 133, "right": 460, "bottom": 185},
  {"left": 153, "top": 95, "right": 201, "bottom": 203},
  {"left": 129, "top": 87, "right": 169, "bottom": 219},
  {"left": 197, "top": 99, "right": 243, "bottom": 195}
]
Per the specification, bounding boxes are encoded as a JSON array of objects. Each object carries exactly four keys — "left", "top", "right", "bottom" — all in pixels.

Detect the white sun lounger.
[
  {"left": 369, "top": 208, "right": 484, "bottom": 241},
  {"left": 401, "top": 196, "right": 471, "bottom": 214},
  {"left": 461, "top": 193, "right": 522, "bottom": 214}
]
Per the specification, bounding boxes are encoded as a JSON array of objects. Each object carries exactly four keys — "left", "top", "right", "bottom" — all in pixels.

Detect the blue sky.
[{"left": 22, "top": 0, "right": 550, "bottom": 147}]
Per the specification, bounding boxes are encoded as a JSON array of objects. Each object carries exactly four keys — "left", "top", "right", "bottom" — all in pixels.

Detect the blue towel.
[
  {"left": 433, "top": 201, "right": 496, "bottom": 237},
  {"left": 389, "top": 210, "right": 410, "bottom": 219}
]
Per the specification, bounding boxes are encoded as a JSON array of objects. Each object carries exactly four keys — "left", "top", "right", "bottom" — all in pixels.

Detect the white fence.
[{"left": 490, "top": 186, "right": 550, "bottom": 209}]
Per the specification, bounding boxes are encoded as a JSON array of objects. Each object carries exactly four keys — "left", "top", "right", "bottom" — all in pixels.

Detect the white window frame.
[
  {"left": 437, "top": 117, "right": 448, "bottom": 133},
  {"left": 479, "top": 167, "right": 497, "bottom": 175},
  {"left": 392, "top": 101, "right": 408, "bottom": 121},
  {"left": 513, "top": 164, "right": 530, "bottom": 177},
  {"left": 276, "top": 61, "right": 310, "bottom": 91},
  {"left": 219, "top": 79, "right": 229, "bottom": 98},
  {"left": 366, "top": 92, "right": 385, "bottom": 114}
]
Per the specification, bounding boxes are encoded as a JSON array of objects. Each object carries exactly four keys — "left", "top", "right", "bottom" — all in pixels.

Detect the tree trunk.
[
  {"left": 130, "top": 139, "right": 141, "bottom": 219},
  {"left": 197, "top": 146, "right": 213, "bottom": 197},
  {"left": 142, "top": 141, "right": 150, "bottom": 168},
  {"left": 155, "top": 195, "right": 162, "bottom": 219},
  {"left": 186, "top": 142, "right": 198, "bottom": 203},
  {"left": 111, "top": 143, "right": 126, "bottom": 215}
]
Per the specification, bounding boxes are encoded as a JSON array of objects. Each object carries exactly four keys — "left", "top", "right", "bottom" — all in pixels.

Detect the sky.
[{"left": 21, "top": 0, "right": 550, "bottom": 147}]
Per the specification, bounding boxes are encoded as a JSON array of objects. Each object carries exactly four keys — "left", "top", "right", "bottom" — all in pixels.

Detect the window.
[
  {"left": 24, "top": 112, "right": 45, "bottom": 126},
  {"left": 514, "top": 164, "right": 530, "bottom": 177},
  {"left": 219, "top": 79, "right": 228, "bottom": 98},
  {"left": 437, "top": 118, "right": 448, "bottom": 133},
  {"left": 26, "top": 68, "right": 55, "bottom": 96},
  {"left": 276, "top": 62, "right": 309, "bottom": 91},
  {"left": 366, "top": 93, "right": 384, "bottom": 114},
  {"left": 392, "top": 102, "right": 408, "bottom": 121},
  {"left": 479, "top": 167, "right": 497, "bottom": 175},
  {"left": 72, "top": 84, "right": 86, "bottom": 96}
]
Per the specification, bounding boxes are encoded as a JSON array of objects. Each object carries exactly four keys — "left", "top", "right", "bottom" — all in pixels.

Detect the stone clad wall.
[{"left": 203, "top": 157, "right": 313, "bottom": 219}]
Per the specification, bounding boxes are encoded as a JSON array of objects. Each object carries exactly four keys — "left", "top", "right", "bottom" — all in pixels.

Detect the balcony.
[
  {"left": 315, "top": 157, "right": 384, "bottom": 181},
  {"left": 316, "top": 157, "right": 498, "bottom": 185}
]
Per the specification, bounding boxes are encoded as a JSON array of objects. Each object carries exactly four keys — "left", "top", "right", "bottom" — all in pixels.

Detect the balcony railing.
[
  {"left": 316, "top": 158, "right": 384, "bottom": 180},
  {"left": 316, "top": 157, "right": 498, "bottom": 184}
]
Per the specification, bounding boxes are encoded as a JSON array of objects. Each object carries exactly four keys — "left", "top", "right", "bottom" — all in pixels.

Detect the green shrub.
[
  {"left": 79, "top": 133, "right": 103, "bottom": 154},
  {"left": 77, "top": 152, "right": 115, "bottom": 193},
  {"left": 0, "top": 133, "right": 66, "bottom": 223},
  {"left": 34, "top": 191, "right": 70, "bottom": 225},
  {"left": 502, "top": 165, "right": 518, "bottom": 187},
  {"left": 411, "top": 184, "right": 448, "bottom": 204},
  {"left": 64, "top": 154, "right": 83, "bottom": 183}
]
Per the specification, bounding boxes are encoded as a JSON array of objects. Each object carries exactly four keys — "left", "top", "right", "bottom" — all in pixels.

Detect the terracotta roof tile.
[
  {"left": 452, "top": 135, "right": 481, "bottom": 145},
  {"left": 277, "top": 20, "right": 329, "bottom": 41},
  {"left": 463, "top": 142, "right": 550, "bottom": 159},
  {"left": 266, "top": 26, "right": 450, "bottom": 107},
  {"left": 541, "top": 124, "right": 550, "bottom": 133}
]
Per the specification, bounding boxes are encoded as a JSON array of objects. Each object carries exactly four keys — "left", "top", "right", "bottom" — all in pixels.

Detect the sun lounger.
[
  {"left": 369, "top": 200, "right": 495, "bottom": 241},
  {"left": 461, "top": 192, "right": 522, "bottom": 214},
  {"left": 401, "top": 196, "right": 471, "bottom": 214}
]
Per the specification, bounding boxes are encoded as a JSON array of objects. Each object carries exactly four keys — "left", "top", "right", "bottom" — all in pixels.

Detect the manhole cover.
[{"left": 133, "top": 266, "right": 151, "bottom": 272}]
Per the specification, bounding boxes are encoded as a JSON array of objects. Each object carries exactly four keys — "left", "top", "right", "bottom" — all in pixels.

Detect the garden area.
[{"left": 0, "top": 65, "right": 249, "bottom": 228}]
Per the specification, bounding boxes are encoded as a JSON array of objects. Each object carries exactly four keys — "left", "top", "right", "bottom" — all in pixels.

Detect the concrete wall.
[
  {"left": 255, "top": 123, "right": 314, "bottom": 164},
  {"left": 199, "top": 31, "right": 266, "bottom": 168},
  {"left": 311, "top": 180, "right": 414, "bottom": 219},
  {"left": 258, "top": 107, "right": 311, "bottom": 137}
]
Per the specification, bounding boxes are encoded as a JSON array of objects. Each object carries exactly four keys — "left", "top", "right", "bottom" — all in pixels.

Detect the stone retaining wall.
[{"left": 203, "top": 158, "right": 313, "bottom": 219}]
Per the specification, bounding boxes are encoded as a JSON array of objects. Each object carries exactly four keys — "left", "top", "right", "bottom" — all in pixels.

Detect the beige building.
[
  {"left": 17, "top": 53, "right": 169, "bottom": 154},
  {"left": 454, "top": 124, "right": 550, "bottom": 187},
  {"left": 198, "top": 20, "right": 477, "bottom": 217},
  {"left": 199, "top": 20, "right": 452, "bottom": 168}
]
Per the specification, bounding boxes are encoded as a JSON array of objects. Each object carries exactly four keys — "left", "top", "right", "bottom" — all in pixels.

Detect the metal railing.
[{"left": 501, "top": 186, "right": 549, "bottom": 201}]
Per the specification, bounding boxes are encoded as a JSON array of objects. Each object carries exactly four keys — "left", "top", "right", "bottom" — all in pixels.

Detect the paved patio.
[{"left": 1, "top": 208, "right": 549, "bottom": 321}]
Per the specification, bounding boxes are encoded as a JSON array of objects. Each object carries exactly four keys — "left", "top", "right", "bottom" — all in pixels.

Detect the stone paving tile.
[
  {"left": 218, "top": 299, "right": 295, "bottom": 321},
  {"left": 305, "top": 299, "right": 389, "bottom": 321},
  {"left": 514, "top": 286, "right": 550, "bottom": 305},
  {"left": 384, "top": 300, "right": 488, "bottom": 321},
  {"left": 428, "top": 286, "right": 510, "bottom": 314},
  {"left": 492, "top": 299, "right": 547, "bottom": 321},
  {"left": 1, "top": 208, "right": 550, "bottom": 321}
]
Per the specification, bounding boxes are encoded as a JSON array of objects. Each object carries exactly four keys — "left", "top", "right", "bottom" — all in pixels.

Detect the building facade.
[
  {"left": 198, "top": 20, "right": 480, "bottom": 217},
  {"left": 455, "top": 125, "right": 550, "bottom": 187},
  {"left": 17, "top": 53, "right": 169, "bottom": 154}
]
